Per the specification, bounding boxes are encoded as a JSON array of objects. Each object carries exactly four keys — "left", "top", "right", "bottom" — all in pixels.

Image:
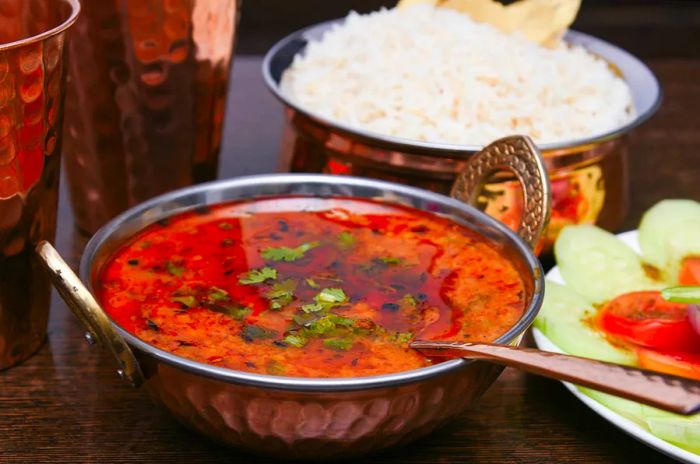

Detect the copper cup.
[
  {"left": 62, "top": 0, "right": 240, "bottom": 235},
  {"left": 0, "top": 0, "right": 79, "bottom": 369}
]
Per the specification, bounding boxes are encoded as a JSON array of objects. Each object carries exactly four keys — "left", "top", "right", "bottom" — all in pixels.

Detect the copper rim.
[{"left": 0, "top": 0, "right": 81, "bottom": 52}]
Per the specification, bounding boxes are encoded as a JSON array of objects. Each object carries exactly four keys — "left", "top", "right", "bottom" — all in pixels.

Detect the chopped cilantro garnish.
[
  {"left": 266, "top": 360, "right": 286, "bottom": 375},
  {"left": 292, "top": 312, "right": 321, "bottom": 326},
  {"left": 265, "top": 279, "right": 296, "bottom": 310},
  {"left": 330, "top": 314, "right": 355, "bottom": 327},
  {"left": 305, "top": 316, "right": 338, "bottom": 335},
  {"left": 337, "top": 231, "right": 356, "bottom": 249},
  {"left": 239, "top": 267, "right": 277, "bottom": 285},
  {"left": 306, "top": 278, "right": 320, "bottom": 289},
  {"left": 317, "top": 288, "right": 346, "bottom": 304},
  {"left": 301, "top": 302, "right": 324, "bottom": 313},
  {"left": 207, "top": 303, "right": 250, "bottom": 320},
  {"left": 261, "top": 241, "right": 319, "bottom": 262},
  {"left": 165, "top": 261, "right": 185, "bottom": 277},
  {"left": 301, "top": 288, "right": 347, "bottom": 313},
  {"left": 172, "top": 295, "right": 197, "bottom": 308},
  {"left": 394, "top": 332, "right": 414, "bottom": 344},
  {"left": 401, "top": 294, "right": 418, "bottom": 307},
  {"left": 207, "top": 287, "right": 229, "bottom": 301},
  {"left": 241, "top": 325, "right": 277, "bottom": 341},
  {"left": 378, "top": 256, "right": 403, "bottom": 266},
  {"left": 303, "top": 314, "right": 355, "bottom": 335},
  {"left": 283, "top": 334, "right": 307, "bottom": 348},
  {"left": 324, "top": 337, "right": 353, "bottom": 351}
]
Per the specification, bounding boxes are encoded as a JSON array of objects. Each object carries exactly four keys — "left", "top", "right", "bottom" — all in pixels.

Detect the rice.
[{"left": 280, "top": 5, "right": 635, "bottom": 146}]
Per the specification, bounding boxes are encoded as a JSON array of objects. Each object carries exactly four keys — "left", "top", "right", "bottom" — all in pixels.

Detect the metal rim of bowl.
[
  {"left": 80, "top": 173, "right": 545, "bottom": 392},
  {"left": 261, "top": 18, "right": 662, "bottom": 155}
]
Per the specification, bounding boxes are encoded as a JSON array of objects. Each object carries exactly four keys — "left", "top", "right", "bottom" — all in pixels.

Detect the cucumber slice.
[
  {"left": 554, "top": 225, "right": 661, "bottom": 304},
  {"left": 577, "top": 387, "right": 647, "bottom": 426},
  {"left": 639, "top": 199, "right": 700, "bottom": 284},
  {"left": 640, "top": 405, "right": 700, "bottom": 453},
  {"left": 535, "top": 281, "right": 636, "bottom": 365}
]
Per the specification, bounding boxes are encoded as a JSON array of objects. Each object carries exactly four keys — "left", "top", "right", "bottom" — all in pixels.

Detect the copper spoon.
[{"left": 410, "top": 340, "right": 700, "bottom": 415}]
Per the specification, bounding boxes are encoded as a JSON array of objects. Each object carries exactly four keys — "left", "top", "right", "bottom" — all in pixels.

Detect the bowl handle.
[
  {"left": 35, "top": 241, "right": 144, "bottom": 387},
  {"left": 450, "top": 135, "right": 552, "bottom": 250}
]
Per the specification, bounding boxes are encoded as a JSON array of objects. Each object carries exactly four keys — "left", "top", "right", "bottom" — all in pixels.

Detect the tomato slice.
[
  {"left": 636, "top": 348, "right": 700, "bottom": 381},
  {"left": 679, "top": 256, "right": 700, "bottom": 285},
  {"left": 598, "top": 291, "right": 700, "bottom": 353}
]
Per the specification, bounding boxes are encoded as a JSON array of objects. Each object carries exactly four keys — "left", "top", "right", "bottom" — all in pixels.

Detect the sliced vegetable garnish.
[
  {"left": 661, "top": 285, "right": 700, "bottom": 304},
  {"left": 261, "top": 241, "right": 319, "bottom": 262},
  {"left": 636, "top": 348, "right": 700, "bottom": 381},
  {"left": 598, "top": 291, "right": 699, "bottom": 353},
  {"left": 239, "top": 267, "right": 277, "bottom": 284},
  {"left": 679, "top": 257, "right": 700, "bottom": 286}
]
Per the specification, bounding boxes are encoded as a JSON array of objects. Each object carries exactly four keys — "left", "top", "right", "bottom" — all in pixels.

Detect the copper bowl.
[
  {"left": 263, "top": 20, "right": 662, "bottom": 253},
  {"left": 38, "top": 137, "right": 549, "bottom": 459}
]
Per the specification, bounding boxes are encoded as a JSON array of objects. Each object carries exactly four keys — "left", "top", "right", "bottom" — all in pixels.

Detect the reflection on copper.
[
  {"left": 0, "top": 0, "right": 79, "bottom": 370},
  {"left": 281, "top": 110, "right": 629, "bottom": 253},
  {"left": 62, "top": 0, "right": 239, "bottom": 235}
]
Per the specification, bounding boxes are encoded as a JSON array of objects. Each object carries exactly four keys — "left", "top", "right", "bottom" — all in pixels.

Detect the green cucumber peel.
[{"left": 661, "top": 286, "right": 700, "bottom": 304}]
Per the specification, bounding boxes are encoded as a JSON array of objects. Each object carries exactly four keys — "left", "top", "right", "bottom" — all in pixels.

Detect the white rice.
[{"left": 280, "top": 5, "right": 635, "bottom": 146}]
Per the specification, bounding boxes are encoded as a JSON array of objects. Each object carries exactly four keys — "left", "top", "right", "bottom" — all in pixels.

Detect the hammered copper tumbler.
[
  {"left": 63, "top": 0, "right": 239, "bottom": 235},
  {"left": 0, "top": 0, "right": 79, "bottom": 369}
]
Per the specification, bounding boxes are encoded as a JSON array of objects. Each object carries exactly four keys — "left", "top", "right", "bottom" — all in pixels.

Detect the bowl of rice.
[{"left": 263, "top": 5, "right": 661, "bottom": 252}]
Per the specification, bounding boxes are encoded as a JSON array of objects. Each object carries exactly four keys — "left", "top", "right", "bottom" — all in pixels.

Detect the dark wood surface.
[
  {"left": 1, "top": 55, "right": 699, "bottom": 463},
  {"left": 237, "top": 1, "right": 700, "bottom": 58}
]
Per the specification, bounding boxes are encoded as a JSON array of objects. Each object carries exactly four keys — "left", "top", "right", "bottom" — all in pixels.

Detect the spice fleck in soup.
[{"left": 98, "top": 197, "right": 526, "bottom": 378}]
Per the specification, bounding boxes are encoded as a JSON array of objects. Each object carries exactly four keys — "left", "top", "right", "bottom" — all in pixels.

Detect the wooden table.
[{"left": 2, "top": 56, "right": 699, "bottom": 463}]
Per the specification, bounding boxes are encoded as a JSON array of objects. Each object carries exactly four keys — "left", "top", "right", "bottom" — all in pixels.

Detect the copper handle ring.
[
  {"left": 450, "top": 135, "right": 552, "bottom": 249},
  {"left": 35, "top": 241, "right": 144, "bottom": 387}
]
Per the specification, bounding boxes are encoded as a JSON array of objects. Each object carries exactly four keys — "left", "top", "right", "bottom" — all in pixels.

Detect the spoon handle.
[{"left": 410, "top": 340, "right": 700, "bottom": 415}]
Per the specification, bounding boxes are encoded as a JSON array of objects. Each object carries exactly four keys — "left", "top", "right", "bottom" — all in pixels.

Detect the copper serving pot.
[
  {"left": 263, "top": 21, "right": 662, "bottom": 253},
  {"left": 38, "top": 136, "right": 550, "bottom": 459}
]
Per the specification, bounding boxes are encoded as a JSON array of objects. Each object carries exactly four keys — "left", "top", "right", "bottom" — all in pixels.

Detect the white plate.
[{"left": 532, "top": 230, "right": 700, "bottom": 464}]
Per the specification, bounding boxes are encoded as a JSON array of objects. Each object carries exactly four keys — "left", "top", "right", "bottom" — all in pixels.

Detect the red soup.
[{"left": 98, "top": 197, "right": 526, "bottom": 378}]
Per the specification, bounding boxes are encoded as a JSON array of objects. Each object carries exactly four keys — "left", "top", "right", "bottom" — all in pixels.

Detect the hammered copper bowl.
[
  {"left": 263, "top": 20, "right": 662, "bottom": 253},
  {"left": 38, "top": 137, "right": 549, "bottom": 459}
]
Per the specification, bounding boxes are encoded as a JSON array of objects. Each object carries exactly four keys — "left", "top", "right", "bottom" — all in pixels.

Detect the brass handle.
[
  {"left": 411, "top": 341, "right": 700, "bottom": 415},
  {"left": 450, "top": 135, "right": 551, "bottom": 249},
  {"left": 35, "top": 241, "right": 144, "bottom": 387}
]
